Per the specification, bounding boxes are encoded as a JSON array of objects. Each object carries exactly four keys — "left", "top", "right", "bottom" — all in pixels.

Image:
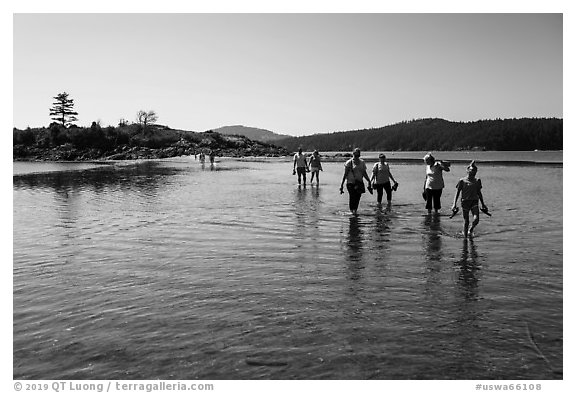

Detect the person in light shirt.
[
  {"left": 292, "top": 147, "right": 309, "bottom": 185},
  {"left": 339, "top": 148, "right": 372, "bottom": 215},
  {"left": 370, "top": 153, "right": 398, "bottom": 208},
  {"left": 423, "top": 152, "right": 450, "bottom": 214}
]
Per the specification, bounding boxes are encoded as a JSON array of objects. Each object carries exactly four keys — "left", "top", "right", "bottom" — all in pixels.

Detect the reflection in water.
[
  {"left": 52, "top": 173, "right": 80, "bottom": 224},
  {"left": 455, "top": 238, "right": 480, "bottom": 301},
  {"left": 310, "top": 185, "right": 321, "bottom": 201},
  {"left": 450, "top": 238, "right": 483, "bottom": 373},
  {"left": 292, "top": 186, "right": 322, "bottom": 245},
  {"left": 373, "top": 207, "right": 391, "bottom": 249},
  {"left": 423, "top": 214, "right": 443, "bottom": 263},
  {"left": 422, "top": 214, "right": 444, "bottom": 296},
  {"left": 293, "top": 186, "right": 308, "bottom": 244},
  {"left": 14, "top": 161, "right": 184, "bottom": 268},
  {"left": 13, "top": 161, "right": 182, "bottom": 196},
  {"left": 308, "top": 187, "right": 321, "bottom": 244},
  {"left": 344, "top": 208, "right": 394, "bottom": 282},
  {"left": 346, "top": 216, "right": 364, "bottom": 281},
  {"left": 52, "top": 177, "right": 81, "bottom": 265}
]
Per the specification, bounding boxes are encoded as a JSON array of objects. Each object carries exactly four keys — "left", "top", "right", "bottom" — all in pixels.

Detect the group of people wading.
[
  {"left": 294, "top": 147, "right": 489, "bottom": 238},
  {"left": 195, "top": 150, "right": 216, "bottom": 165}
]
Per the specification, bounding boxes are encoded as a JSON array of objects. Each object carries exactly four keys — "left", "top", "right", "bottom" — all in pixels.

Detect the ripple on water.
[{"left": 13, "top": 159, "right": 563, "bottom": 379}]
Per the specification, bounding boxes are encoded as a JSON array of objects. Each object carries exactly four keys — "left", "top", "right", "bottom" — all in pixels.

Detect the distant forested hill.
[
  {"left": 276, "top": 118, "right": 563, "bottom": 152},
  {"left": 210, "top": 125, "right": 290, "bottom": 143}
]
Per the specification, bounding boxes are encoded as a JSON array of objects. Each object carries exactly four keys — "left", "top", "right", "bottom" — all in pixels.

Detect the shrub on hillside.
[{"left": 13, "top": 128, "right": 36, "bottom": 146}]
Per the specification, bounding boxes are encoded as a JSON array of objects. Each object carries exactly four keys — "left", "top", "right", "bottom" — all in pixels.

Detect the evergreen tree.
[{"left": 49, "top": 92, "right": 79, "bottom": 127}]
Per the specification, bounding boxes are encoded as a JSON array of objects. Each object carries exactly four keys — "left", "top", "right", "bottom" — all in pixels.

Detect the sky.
[{"left": 12, "top": 12, "right": 563, "bottom": 136}]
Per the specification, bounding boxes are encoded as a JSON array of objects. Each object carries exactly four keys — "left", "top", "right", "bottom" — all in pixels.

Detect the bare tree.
[{"left": 136, "top": 110, "right": 158, "bottom": 130}]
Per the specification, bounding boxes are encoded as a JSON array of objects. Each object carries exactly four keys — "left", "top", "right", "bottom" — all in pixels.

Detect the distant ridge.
[
  {"left": 209, "top": 125, "right": 290, "bottom": 143},
  {"left": 275, "top": 118, "right": 562, "bottom": 152}
]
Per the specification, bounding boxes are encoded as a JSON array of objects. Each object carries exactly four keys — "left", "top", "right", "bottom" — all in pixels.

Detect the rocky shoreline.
[{"left": 13, "top": 137, "right": 289, "bottom": 162}]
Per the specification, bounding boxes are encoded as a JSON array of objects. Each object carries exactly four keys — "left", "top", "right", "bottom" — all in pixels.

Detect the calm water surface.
[{"left": 13, "top": 155, "right": 563, "bottom": 379}]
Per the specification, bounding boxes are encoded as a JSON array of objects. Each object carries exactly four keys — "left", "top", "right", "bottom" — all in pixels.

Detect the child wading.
[{"left": 451, "top": 161, "right": 489, "bottom": 238}]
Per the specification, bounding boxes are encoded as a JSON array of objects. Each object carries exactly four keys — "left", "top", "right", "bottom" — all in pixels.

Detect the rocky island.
[{"left": 13, "top": 123, "right": 289, "bottom": 162}]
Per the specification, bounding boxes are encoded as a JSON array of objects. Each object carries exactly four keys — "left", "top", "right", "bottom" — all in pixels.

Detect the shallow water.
[{"left": 13, "top": 157, "right": 563, "bottom": 379}]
